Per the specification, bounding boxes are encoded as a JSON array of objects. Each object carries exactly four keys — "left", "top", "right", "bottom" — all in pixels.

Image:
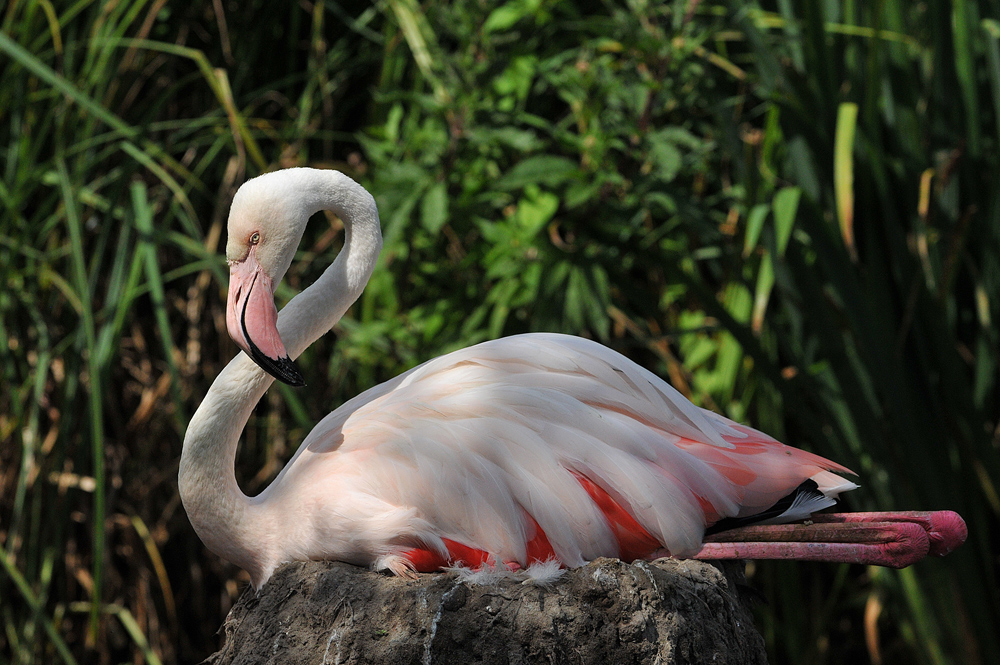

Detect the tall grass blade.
[
  {"left": 68, "top": 603, "right": 163, "bottom": 665},
  {"left": 952, "top": 0, "right": 981, "bottom": 156},
  {"left": 0, "top": 32, "right": 137, "bottom": 141},
  {"left": 0, "top": 550, "right": 78, "bottom": 665},
  {"left": 385, "top": 0, "right": 450, "bottom": 104},
  {"left": 983, "top": 20, "right": 1000, "bottom": 149},
  {"left": 833, "top": 102, "right": 858, "bottom": 262},
  {"left": 55, "top": 159, "right": 106, "bottom": 642},
  {"left": 131, "top": 181, "right": 186, "bottom": 428}
]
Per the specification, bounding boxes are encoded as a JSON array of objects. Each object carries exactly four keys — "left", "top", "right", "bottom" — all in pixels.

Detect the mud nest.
[{"left": 206, "top": 557, "right": 767, "bottom": 665}]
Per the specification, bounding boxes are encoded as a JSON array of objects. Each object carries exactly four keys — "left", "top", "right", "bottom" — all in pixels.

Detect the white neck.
[{"left": 178, "top": 169, "right": 381, "bottom": 583}]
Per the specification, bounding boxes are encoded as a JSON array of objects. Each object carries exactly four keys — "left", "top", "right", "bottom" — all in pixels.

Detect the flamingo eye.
[{"left": 250, "top": 232, "right": 260, "bottom": 245}]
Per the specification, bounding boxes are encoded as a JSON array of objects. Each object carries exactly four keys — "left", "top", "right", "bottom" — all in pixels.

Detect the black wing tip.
[{"left": 705, "top": 479, "right": 823, "bottom": 536}]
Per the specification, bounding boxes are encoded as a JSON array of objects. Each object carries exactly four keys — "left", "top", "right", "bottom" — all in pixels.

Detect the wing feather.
[{"left": 269, "top": 333, "right": 854, "bottom": 568}]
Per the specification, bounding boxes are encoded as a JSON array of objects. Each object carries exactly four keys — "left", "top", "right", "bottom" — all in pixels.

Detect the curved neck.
[
  {"left": 178, "top": 170, "right": 381, "bottom": 583},
  {"left": 277, "top": 171, "right": 382, "bottom": 360}
]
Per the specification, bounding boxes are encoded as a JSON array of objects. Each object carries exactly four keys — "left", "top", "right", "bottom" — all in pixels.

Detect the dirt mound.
[{"left": 206, "top": 557, "right": 766, "bottom": 665}]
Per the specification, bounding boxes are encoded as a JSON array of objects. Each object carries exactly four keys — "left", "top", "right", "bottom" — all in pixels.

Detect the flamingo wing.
[{"left": 273, "top": 333, "right": 855, "bottom": 571}]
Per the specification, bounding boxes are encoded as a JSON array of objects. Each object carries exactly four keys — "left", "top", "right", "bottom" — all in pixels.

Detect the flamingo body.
[
  {"left": 180, "top": 168, "right": 861, "bottom": 588},
  {"left": 281, "top": 334, "right": 855, "bottom": 579}
]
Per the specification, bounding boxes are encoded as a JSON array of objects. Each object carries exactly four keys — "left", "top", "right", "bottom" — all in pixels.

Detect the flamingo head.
[{"left": 224, "top": 172, "right": 309, "bottom": 387}]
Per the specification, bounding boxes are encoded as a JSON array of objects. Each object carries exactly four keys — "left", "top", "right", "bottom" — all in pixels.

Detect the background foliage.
[{"left": 1, "top": 0, "right": 998, "bottom": 663}]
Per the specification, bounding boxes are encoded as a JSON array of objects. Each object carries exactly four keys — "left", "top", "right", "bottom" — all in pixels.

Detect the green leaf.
[
  {"left": 515, "top": 189, "right": 559, "bottom": 236},
  {"left": 474, "top": 127, "right": 542, "bottom": 152},
  {"left": 772, "top": 186, "right": 801, "bottom": 255},
  {"left": 953, "top": 0, "right": 981, "bottom": 156},
  {"left": 983, "top": 19, "right": 1000, "bottom": 148},
  {"left": 488, "top": 279, "right": 518, "bottom": 337},
  {"left": 493, "top": 55, "right": 537, "bottom": 101},
  {"left": 751, "top": 252, "right": 776, "bottom": 333},
  {"left": 834, "top": 102, "right": 858, "bottom": 259},
  {"left": 584, "top": 264, "right": 611, "bottom": 339},
  {"left": 483, "top": 0, "right": 538, "bottom": 33},
  {"left": 497, "top": 155, "right": 580, "bottom": 190},
  {"left": 564, "top": 266, "right": 588, "bottom": 330},
  {"left": 743, "top": 204, "right": 770, "bottom": 256},
  {"left": 565, "top": 178, "right": 605, "bottom": 209},
  {"left": 646, "top": 129, "right": 684, "bottom": 182},
  {"left": 420, "top": 181, "right": 448, "bottom": 233}
]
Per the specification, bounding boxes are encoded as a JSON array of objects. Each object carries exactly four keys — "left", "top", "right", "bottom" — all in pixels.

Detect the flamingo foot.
[
  {"left": 691, "top": 510, "right": 967, "bottom": 568},
  {"left": 806, "top": 510, "right": 967, "bottom": 556}
]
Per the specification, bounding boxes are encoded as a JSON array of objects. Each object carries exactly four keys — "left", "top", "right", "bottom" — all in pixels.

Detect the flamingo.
[{"left": 178, "top": 167, "right": 966, "bottom": 589}]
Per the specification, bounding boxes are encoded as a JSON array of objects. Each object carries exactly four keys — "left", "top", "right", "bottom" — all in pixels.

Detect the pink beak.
[{"left": 226, "top": 253, "right": 305, "bottom": 386}]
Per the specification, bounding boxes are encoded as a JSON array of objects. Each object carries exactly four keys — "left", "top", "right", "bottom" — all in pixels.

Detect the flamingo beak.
[{"left": 226, "top": 254, "right": 305, "bottom": 386}]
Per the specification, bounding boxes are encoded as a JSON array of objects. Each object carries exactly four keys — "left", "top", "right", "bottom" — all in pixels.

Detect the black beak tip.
[
  {"left": 273, "top": 358, "right": 306, "bottom": 387},
  {"left": 248, "top": 345, "right": 306, "bottom": 387}
]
